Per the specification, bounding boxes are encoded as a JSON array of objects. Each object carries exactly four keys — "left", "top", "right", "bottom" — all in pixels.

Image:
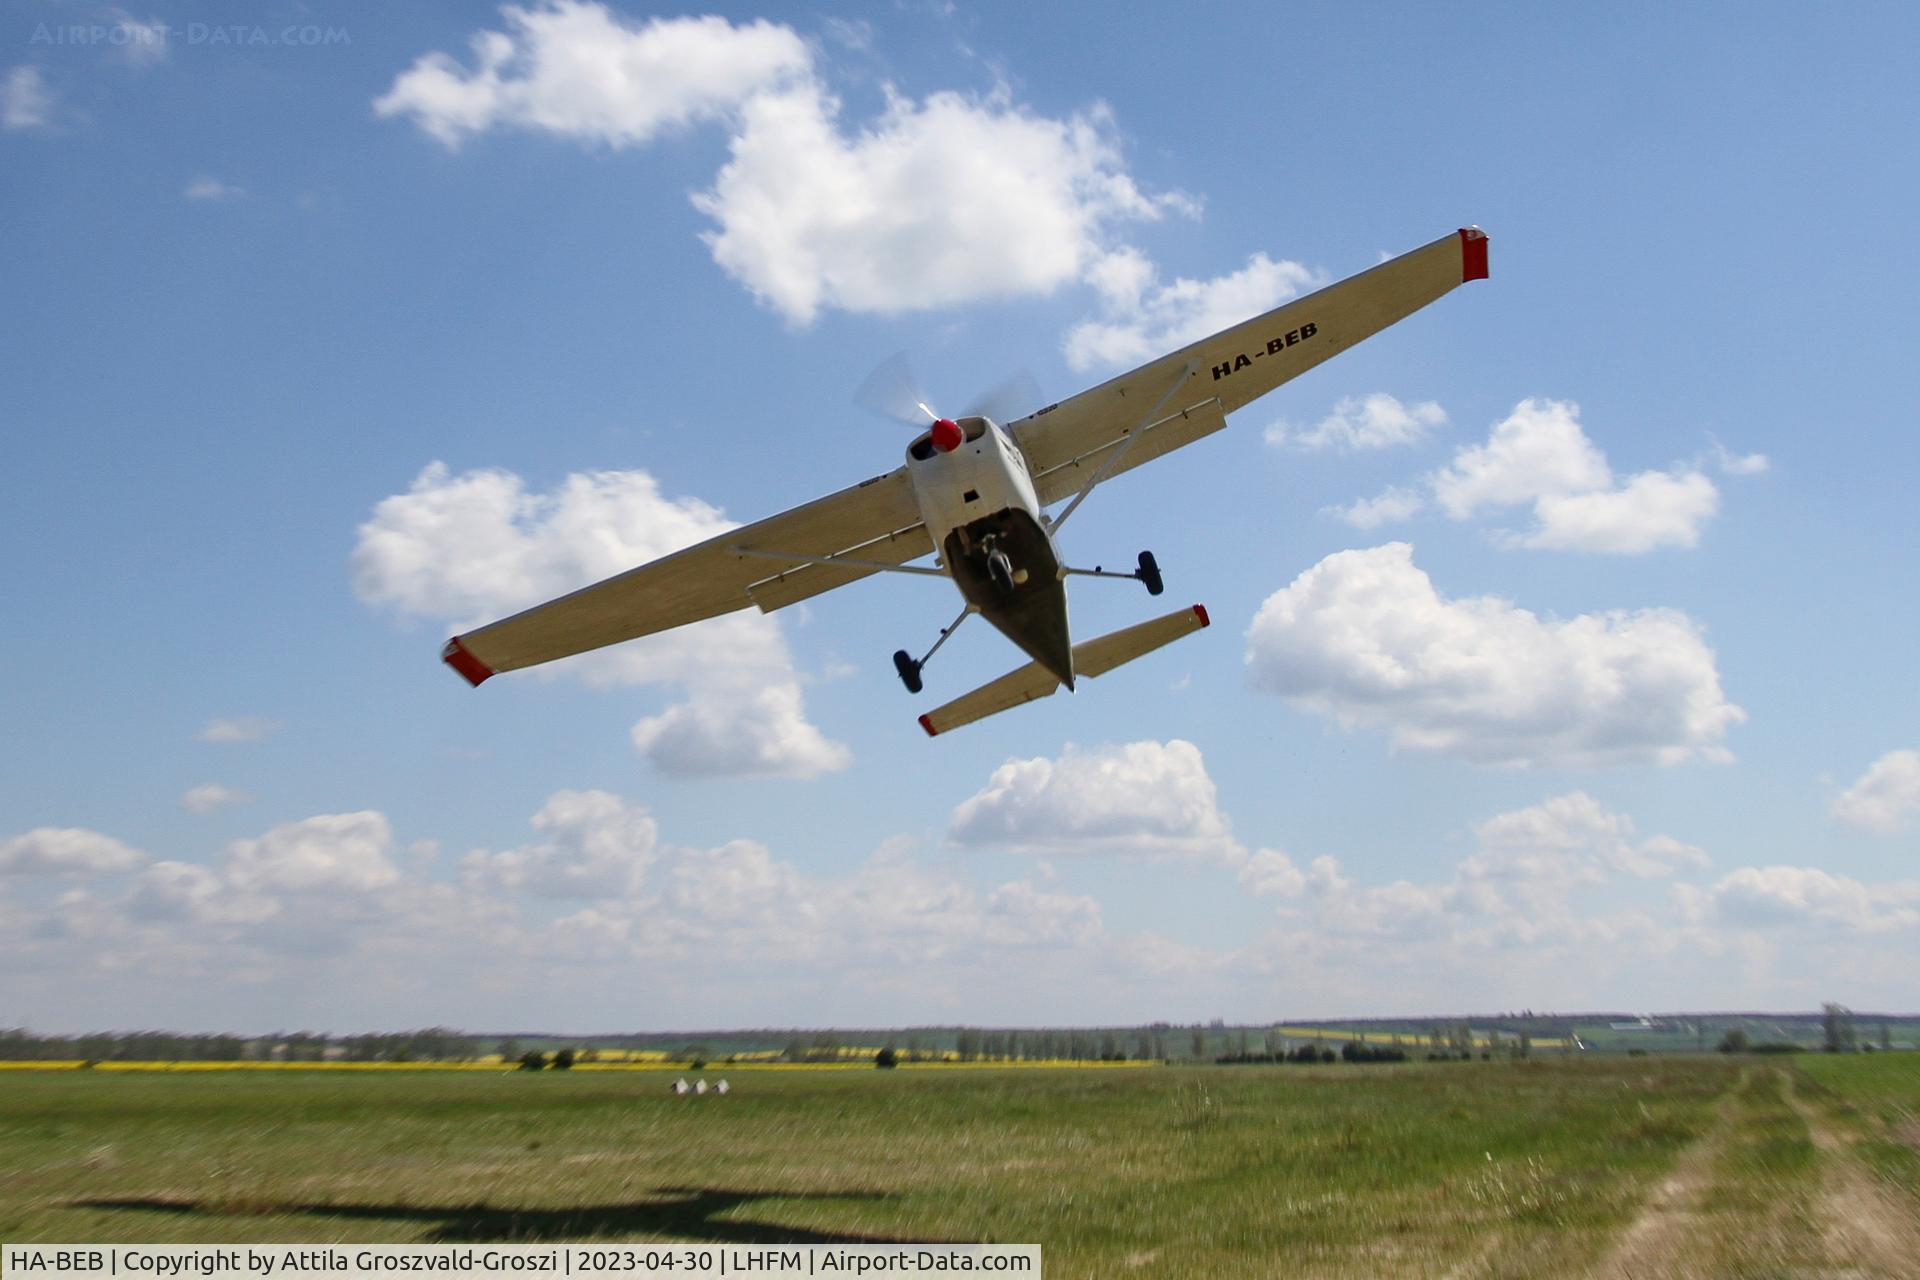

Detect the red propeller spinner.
[{"left": 930, "top": 418, "right": 963, "bottom": 453}]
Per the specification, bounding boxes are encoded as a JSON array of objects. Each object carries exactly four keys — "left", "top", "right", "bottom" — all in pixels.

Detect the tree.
[
  {"left": 518, "top": 1050, "right": 548, "bottom": 1071},
  {"left": 875, "top": 1047, "right": 898, "bottom": 1069},
  {"left": 1717, "top": 1028, "right": 1750, "bottom": 1054},
  {"left": 1822, "top": 1003, "right": 1857, "bottom": 1054},
  {"left": 551, "top": 1048, "right": 576, "bottom": 1070}
]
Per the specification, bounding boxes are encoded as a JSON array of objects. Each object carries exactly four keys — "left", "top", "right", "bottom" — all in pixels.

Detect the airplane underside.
[{"left": 941, "top": 507, "right": 1073, "bottom": 690}]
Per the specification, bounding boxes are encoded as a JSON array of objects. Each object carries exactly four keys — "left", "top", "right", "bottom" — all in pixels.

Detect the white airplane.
[{"left": 442, "top": 227, "right": 1489, "bottom": 735}]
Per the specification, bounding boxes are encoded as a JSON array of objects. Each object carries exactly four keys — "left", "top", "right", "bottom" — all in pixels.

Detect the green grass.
[
  {"left": 1794, "top": 1052, "right": 1920, "bottom": 1207},
  {"left": 1675, "top": 1067, "right": 1825, "bottom": 1275},
  {"left": 0, "top": 1058, "right": 1739, "bottom": 1277}
]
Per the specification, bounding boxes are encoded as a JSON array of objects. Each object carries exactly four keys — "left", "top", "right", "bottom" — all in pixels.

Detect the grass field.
[{"left": 2, "top": 1057, "right": 1917, "bottom": 1277}]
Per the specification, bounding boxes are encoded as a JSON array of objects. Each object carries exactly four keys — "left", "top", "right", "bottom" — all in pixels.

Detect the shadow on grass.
[{"left": 73, "top": 1186, "right": 941, "bottom": 1244}]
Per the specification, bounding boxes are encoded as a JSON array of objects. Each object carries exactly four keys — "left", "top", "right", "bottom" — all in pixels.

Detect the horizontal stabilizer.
[{"left": 919, "top": 605, "right": 1210, "bottom": 736}]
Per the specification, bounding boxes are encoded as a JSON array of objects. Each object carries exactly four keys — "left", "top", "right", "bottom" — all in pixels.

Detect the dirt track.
[{"left": 1589, "top": 1066, "right": 1920, "bottom": 1279}]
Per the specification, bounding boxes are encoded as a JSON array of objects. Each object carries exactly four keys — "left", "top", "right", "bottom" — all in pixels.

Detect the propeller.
[
  {"left": 962, "top": 367, "right": 1044, "bottom": 427},
  {"left": 855, "top": 352, "right": 1043, "bottom": 437},
  {"left": 854, "top": 351, "right": 941, "bottom": 430}
]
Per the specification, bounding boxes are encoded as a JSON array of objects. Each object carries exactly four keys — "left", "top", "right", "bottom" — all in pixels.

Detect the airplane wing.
[
  {"left": 1012, "top": 227, "right": 1487, "bottom": 505},
  {"left": 442, "top": 467, "right": 931, "bottom": 685}
]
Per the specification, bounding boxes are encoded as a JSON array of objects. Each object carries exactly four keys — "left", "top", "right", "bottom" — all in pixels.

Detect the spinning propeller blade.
[
  {"left": 856, "top": 353, "right": 1042, "bottom": 431},
  {"left": 853, "top": 351, "right": 939, "bottom": 428},
  {"left": 963, "top": 368, "right": 1043, "bottom": 425}
]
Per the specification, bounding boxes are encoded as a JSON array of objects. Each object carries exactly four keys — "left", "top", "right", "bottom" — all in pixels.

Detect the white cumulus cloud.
[
  {"left": 377, "top": 5, "right": 1186, "bottom": 328},
  {"left": 127, "top": 861, "right": 276, "bottom": 926},
  {"left": 1267, "top": 393, "right": 1447, "bottom": 452},
  {"left": 181, "top": 784, "right": 247, "bottom": 815},
  {"left": 374, "top": 5, "right": 810, "bottom": 149},
  {"left": 697, "top": 84, "right": 1187, "bottom": 326},
  {"left": 1520, "top": 468, "right": 1719, "bottom": 554},
  {"left": 351, "top": 461, "right": 848, "bottom": 778},
  {"left": 1324, "top": 484, "right": 1425, "bottom": 529},
  {"left": 462, "top": 789, "right": 659, "bottom": 898},
  {"left": 197, "top": 717, "right": 277, "bottom": 743},
  {"left": 1336, "top": 399, "right": 1753, "bottom": 553},
  {"left": 1063, "top": 252, "right": 1312, "bottom": 372},
  {"left": 1832, "top": 750, "right": 1920, "bottom": 834},
  {"left": 224, "top": 812, "right": 401, "bottom": 895},
  {"left": 948, "top": 739, "right": 1239, "bottom": 860},
  {"left": 2, "top": 66, "right": 52, "bottom": 130},
  {"left": 1468, "top": 791, "right": 1709, "bottom": 882},
  {"left": 1244, "top": 543, "right": 1745, "bottom": 767},
  {"left": 0, "top": 828, "right": 146, "bottom": 877},
  {"left": 1242, "top": 792, "right": 1707, "bottom": 952},
  {"left": 1430, "top": 399, "right": 1613, "bottom": 518},
  {"left": 104, "top": 10, "right": 169, "bottom": 67},
  {"left": 1707, "top": 865, "right": 1920, "bottom": 934}
]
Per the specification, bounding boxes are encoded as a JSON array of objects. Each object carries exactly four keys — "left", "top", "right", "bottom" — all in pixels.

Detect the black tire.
[
  {"left": 988, "top": 550, "right": 1016, "bottom": 594},
  {"left": 892, "top": 649, "right": 923, "bottom": 694},
  {"left": 1137, "top": 550, "right": 1164, "bottom": 596}
]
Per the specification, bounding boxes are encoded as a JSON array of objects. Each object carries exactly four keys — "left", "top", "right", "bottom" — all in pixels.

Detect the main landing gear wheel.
[
  {"left": 1136, "top": 550, "right": 1164, "bottom": 596},
  {"left": 893, "top": 649, "right": 923, "bottom": 694},
  {"left": 987, "top": 549, "right": 1016, "bottom": 595}
]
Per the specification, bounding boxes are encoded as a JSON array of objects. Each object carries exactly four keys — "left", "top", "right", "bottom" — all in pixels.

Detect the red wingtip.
[
  {"left": 918, "top": 713, "right": 938, "bottom": 738},
  {"left": 1192, "top": 604, "right": 1211, "bottom": 628},
  {"left": 1459, "top": 227, "right": 1489, "bottom": 282},
  {"left": 442, "top": 637, "right": 494, "bottom": 687}
]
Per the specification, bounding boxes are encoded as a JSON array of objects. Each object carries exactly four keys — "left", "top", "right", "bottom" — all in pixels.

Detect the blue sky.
[{"left": 4, "top": 0, "right": 1917, "bottom": 1033}]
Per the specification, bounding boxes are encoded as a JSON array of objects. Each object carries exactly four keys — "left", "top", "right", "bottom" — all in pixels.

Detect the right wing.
[
  {"left": 443, "top": 467, "right": 931, "bottom": 685},
  {"left": 1012, "top": 227, "right": 1488, "bottom": 505}
]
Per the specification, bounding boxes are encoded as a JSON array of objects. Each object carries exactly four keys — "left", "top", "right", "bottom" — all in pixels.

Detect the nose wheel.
[{"left": 987, "top": 549, "right": 1016, "bottom": 594}]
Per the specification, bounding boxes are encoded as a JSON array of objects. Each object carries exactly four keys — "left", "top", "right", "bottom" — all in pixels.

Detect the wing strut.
[
  {"left": 1049, "top": 359, "right": 1198, "bottom": 533},
  {"left": 730, "top": 545, "right": 949, "bottom": 578}
]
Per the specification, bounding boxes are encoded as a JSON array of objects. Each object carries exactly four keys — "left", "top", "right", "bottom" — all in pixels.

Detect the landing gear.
[
  {"left": 1059, "top": 550, "right": 1167, "bottom": 594},
  {"left": 987, "top": 548, "right": 1016, "bottom": 594},
  {"left": 894, "top": 605, "right": 972, "bottom": 695},
  {"left": 1136, "top": 550, "right": 1163, "bottom": 596}
]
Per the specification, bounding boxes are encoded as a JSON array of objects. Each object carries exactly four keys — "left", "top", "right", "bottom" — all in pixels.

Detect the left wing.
[
  {"left": 443, "top": 467, "right": 930, "bottom": 685},
  {"left": 1012, "top": 227, "right": 1488, "bottom": 505}
]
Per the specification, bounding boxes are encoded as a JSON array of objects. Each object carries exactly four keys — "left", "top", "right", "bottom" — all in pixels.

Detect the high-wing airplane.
[{"left": 442, "top": 227, "right": 1489, "bottom": 735}]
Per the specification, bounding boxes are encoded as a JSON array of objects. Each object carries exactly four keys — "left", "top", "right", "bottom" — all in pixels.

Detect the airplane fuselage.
[{"left": 903, "top": 417, "right": 1075, "bottom": 689}]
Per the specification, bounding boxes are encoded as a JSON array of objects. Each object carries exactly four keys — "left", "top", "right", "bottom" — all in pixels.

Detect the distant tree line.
[
  {"left": 779, "top": 1029, "right": 1156, "bottom": 1063},
  {"left": 0, "top": 1026, "right": 478, "bottom": 1062},
  {"left": 1217, "top": 1041, "right": 1411, "bottom": 1065}
]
